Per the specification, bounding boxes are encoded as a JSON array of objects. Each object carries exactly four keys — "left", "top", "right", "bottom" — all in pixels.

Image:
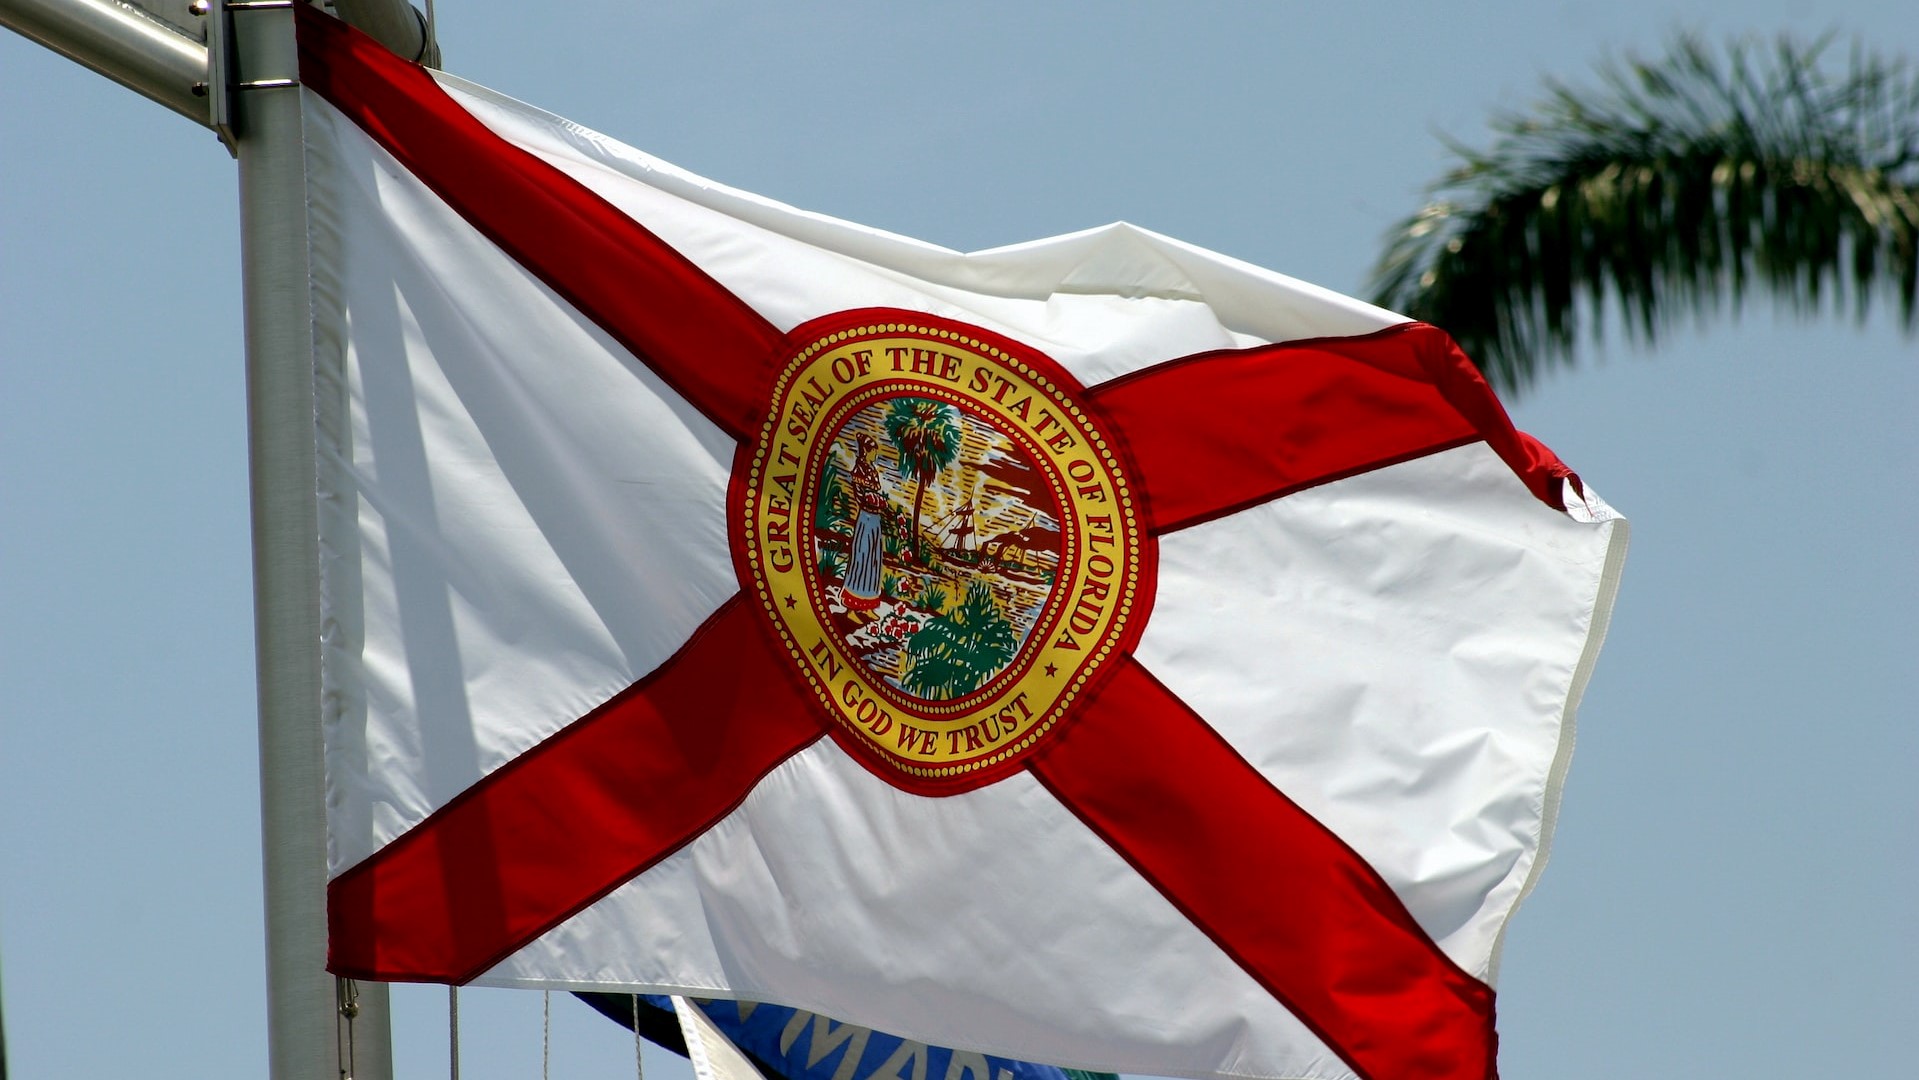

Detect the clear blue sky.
[{"left": 3, "top": 2, "right": 1913, "bottom": 1078}]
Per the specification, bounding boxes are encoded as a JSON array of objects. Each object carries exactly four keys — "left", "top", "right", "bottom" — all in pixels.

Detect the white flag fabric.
[{"left": 297, "top": 9, "right": 1625, "bottom": 1080}]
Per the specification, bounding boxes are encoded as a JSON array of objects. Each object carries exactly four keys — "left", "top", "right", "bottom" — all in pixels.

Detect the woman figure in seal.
[{"left": 841, "top": 433, "right": 887, "bottom": 614}]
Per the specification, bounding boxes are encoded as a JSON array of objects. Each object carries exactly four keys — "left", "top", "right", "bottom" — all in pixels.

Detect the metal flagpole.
[
  {"left": 231, "top": 2, "right": 438, "bottom": 1073},
  {"left": 0, "top": 0, "right": 211, "bottom": 125},
  {"left": 229, "top": 5, "right": 392, "bottom": 1078},
  {"left": 0, "top": 2, "right": 434, "bottom": 1077},
  {"left": 230, "top": 6, "right": 344, "bottom": 1074},
  {"left": 331, "top": 0, "right": 437, "bottom": 66}
]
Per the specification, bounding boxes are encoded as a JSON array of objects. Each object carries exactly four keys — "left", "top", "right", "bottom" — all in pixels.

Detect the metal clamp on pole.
[{"left": 199, "top": 0, "right": 301, "bottom": 153}]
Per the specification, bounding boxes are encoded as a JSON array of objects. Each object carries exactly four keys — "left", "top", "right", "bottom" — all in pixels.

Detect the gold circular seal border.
[{"left": 736, "top": 318, "right": 1144, "bottom": 786}]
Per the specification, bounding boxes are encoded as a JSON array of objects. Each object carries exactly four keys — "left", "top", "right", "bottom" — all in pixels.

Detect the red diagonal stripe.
[
  {"left": 1090, "top": 322, "right": 1574, "bottom": 534},
  {"left": 296, "top": 4, "right": 784, "bottom": 441},
  {"left": 326, "top": 597, "right": 829, "bottom": 983},
  {"left": 1028, "top": 657, "right": 1496, "bottom": 1080}
]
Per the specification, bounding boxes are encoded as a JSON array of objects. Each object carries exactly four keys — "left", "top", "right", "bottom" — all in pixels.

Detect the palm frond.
[{"left": 1369, "top": 32, "right": 1919, "bottom": 393}]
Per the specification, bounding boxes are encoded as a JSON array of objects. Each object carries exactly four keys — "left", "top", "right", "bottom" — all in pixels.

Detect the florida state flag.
[{"left": 299, "top": 9, "right": 1625, "bottom": 1080}]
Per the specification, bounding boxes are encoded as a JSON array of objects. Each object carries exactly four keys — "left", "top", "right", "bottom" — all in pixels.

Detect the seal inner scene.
[{"left": 737, "top": 320, "right": 1142, "bottom": 781}]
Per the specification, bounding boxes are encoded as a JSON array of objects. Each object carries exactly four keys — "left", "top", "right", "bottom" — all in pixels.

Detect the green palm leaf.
[
  {"left": 1370, "top": 32, "right": 1919, "bottom": 394},
  {"left": 883, "top": 398, "right": 963, "bottom": 565}
]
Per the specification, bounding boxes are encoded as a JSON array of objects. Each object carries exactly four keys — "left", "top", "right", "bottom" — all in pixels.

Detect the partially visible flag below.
[
  {"left": 299, "top": 6, "right": 1626, "bottom": 1080},
  {"left": 577, "top": 994, "right": 1118, "bottom": 1080},
  {"left": 673, "top": 995, "right": 768, "bottom": 1080}
]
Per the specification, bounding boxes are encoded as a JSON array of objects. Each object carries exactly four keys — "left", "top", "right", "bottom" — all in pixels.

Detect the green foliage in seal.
[
  {"left": 817, "top": 548, "right": 847, "bottom": 581},
  {"left": 919, "top": 584, "right": 950, "bottom": 616},
  {"left": 901, "top": 579, "right": 1019, "bottom": 701},
  {"left": 815, "top": 463, "right": 852, "bottom": 534}
]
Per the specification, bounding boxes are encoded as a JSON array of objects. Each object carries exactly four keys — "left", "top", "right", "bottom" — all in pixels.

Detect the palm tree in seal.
[
  {"left": 1370, "top": 32, "right": 1919, "bottom": 396},
  {"left": 884, "top": 397, "right": 964, "bottom": 566}
]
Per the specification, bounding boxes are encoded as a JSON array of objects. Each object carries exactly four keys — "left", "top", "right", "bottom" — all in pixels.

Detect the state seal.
[{"left": 731, "top": 311, "right": 1150, "bottom": 792}]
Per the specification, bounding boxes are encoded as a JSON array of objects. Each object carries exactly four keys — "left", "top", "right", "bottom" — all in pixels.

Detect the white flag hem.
[{"left": 1485, "top": 513, "right": 1630, "bottom": 982}]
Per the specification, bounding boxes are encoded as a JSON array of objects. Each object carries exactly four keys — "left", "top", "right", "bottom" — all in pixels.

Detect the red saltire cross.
[{"left": 303, "top": 9, "right": 1575, "bottom": 1080}]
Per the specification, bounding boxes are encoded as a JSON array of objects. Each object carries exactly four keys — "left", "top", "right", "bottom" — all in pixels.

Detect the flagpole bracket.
[
  {"left": 196, "top": 0, "right": 232, "bottom": 153},
  {"left": 200, "top": 0, "right": 300, "bottom": 156}
]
